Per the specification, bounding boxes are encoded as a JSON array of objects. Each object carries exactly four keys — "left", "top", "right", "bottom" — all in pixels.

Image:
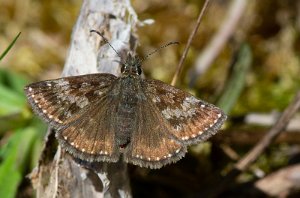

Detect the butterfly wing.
[
  {"left": 123, "top": 93, "right": 186, "bottom": 169},
  {"left": 24, "top": 73, "right": 117, "bottom": 127},
  {"left": 25, "top": 73, "right": 120, "bottom": 162},
  {"left": 142, "top": 79, "right": 227, "bottom": 144},
  {"left": 57, "top": 94, "right": 120, "bottom": 162}
]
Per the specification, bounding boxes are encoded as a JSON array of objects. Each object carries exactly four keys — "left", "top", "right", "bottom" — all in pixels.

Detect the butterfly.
[{"left": 24, "top": 33, "right": 226, "bottom": 169}]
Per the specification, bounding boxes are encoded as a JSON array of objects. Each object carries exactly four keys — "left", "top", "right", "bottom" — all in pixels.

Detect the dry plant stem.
[
  {"left": 212, "top": 129, "right": 300, "bottom": 145},
  {"left": 171, "top": 0, "right": 211, "bottom": 86},
  {"left": 31, "top": 0, "right": 138, "bottom": 197},
  {"left": 235, "top": 91, "right": 300, "bottom": 170},
  {"left": 192, "top": 0, "right": 248, "bottom": 82},
  {"left": 209, "top": 91, "right": 300, "bottom": 197}
]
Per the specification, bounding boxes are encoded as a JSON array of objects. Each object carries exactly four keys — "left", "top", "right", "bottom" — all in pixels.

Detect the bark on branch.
[{"left": 30, "top": 1, "right": 139, "bottom": 197}]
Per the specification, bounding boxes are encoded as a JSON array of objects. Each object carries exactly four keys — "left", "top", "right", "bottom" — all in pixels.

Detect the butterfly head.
[{"left": 121, "top": 52, "right": 142, "bottom": 76}]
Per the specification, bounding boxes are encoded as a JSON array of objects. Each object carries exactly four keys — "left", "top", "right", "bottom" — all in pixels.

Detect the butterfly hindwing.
[
  {"left": 24, "top": 73, "right": 117, "bottom": 127},
  {"left": 124, "top": 92, "right": 186, "bottom": 169},
  {"left": 57, "top": 94, "right": 120, "bottom": 162},
  {"left": 142, "top": 79, "right": 227, "bottom": 145}
]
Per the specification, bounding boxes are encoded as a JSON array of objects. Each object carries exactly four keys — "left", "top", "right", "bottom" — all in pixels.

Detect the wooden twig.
[
  {"left": 212, "top": 129, "right": 300, "bottom": 145},
  {"left": 30, "top": 0, "right": 138, "bottom": 197},
  {"left": 171, "top": 0, "right": 211, "bottom": 86},
  {"left": 207, "top": 91, "right": 300, "bottom": 197},
  {"left": 235, "top": 91, "right": 300, "bottom": 170}
]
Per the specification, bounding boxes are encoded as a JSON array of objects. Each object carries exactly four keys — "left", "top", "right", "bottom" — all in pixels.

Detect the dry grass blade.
[{"left": 171, "top": 0, "right": 211, "bottom": 86}]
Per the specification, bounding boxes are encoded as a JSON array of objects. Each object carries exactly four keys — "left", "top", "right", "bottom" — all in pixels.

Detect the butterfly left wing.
[
  {"left": 142, "top": 79, "right": 227, "bottom": 145},
  {"left": 124, "top": 92, "right": 187, "bottom": 169},
  {"left": 24, "top": 73, "right": 117, "bottom": 128}
]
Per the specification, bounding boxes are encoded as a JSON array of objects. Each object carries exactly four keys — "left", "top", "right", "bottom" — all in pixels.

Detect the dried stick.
[
  {"left": 190, "top": 0, "right": 248, "bottom": 85},
  {"left": 208, "top": 91, "right": 300, "bottom": 197},
  {"left": 171, "top": 0, "right": 211, "bottom": 86},
  {"left": 212, "top": 129, "right": 300, "bottom": 145},
  {"left": 235, "top": 91, "right": 300, "bottom": 170},
  {"left": 31, "top": 0, "right": 138, "bottom": 197}
]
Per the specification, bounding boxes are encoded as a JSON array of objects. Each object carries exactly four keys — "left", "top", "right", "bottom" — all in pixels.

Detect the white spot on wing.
[
  {"left": 76, "top": 96, "right": 89, "bottom": 108},
  {"left": 161, "top": 96, "right": 200, "bottom": 120}
]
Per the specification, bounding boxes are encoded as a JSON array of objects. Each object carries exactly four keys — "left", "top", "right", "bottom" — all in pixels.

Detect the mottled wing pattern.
[
  {"left": 57, "top": 94, "right": 120, "bottom": 162},
  {"left": 24, "top": 73, "right": 117, "bottom": 127},
  {"left": 142, "top": 79, "right": 227, "bottom": 145},
  {"left": 124, "top": 92, "right": 186, "bottom": 169},
  {"left": 24, "top": 73, "right": 120, "bottom": 162}
]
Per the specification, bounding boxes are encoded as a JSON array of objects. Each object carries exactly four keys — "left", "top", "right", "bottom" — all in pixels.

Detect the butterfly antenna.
[
  {"left": 141, "top": 41, "right": 179, "bottom": 63},
  {"left": 90, "top": 30, "right": 122, "bottom": 58}
]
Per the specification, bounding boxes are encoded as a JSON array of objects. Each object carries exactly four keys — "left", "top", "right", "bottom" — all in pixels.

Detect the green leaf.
[
  {"left": 0, "top": 32, "right": 21, "bottom": 62},
  {"left": 0, "top": 84, "right": 25, "bottom": 115},
  {"left": 0, "top": 68, "right": 29, "bottom": 95},
  {"left": 0, "top": 127, "right": 37, "bottom": 198},
  {"left": 216, "top": 44, "right": 252, "bottom": 114},
  {"left": 0, "top": 68, "right": 31, "bottom": 133}
]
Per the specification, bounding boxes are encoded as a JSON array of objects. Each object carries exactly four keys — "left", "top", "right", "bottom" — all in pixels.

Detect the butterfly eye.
[
  {"left": 121, "top": 64, "right": 126, "bottom": 73},
  {"left": 137, "top": 67, "right": 142, "bottom": 75}
]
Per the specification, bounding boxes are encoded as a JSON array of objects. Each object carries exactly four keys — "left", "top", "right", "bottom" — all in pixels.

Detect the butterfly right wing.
[
  {"left": 25, "top": 73, "right": 120, "bottom": 162},
  {"left": 56, "top": 94, "right": 120, "bottom": 162}
]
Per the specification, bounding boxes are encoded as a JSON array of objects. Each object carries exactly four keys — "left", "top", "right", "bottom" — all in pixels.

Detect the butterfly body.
[
  {"left": 112, "top": 76, "right": 143, "bottom": 148},
  {"left": 24, "top": 54, "right": 226, "bottom": 169}
]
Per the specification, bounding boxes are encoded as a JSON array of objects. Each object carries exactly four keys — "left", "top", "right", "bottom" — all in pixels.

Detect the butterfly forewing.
[
  {"left": 24, "top": 73, "right": 117, "bottom": 127},
  {"left": 142, "top": 79, "right": 227, "bottom": 145}
]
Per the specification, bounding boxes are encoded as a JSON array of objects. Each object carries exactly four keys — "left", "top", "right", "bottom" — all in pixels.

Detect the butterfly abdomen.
[{"left": 114, "top": 77, "right": 140, "bottom": 148}]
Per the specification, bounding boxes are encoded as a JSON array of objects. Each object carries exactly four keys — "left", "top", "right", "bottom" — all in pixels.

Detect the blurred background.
[{"left": 0, "top": 0, "right": 300, "bottom": 197}]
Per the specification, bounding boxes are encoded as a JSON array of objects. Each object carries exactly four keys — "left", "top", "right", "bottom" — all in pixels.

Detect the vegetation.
[{"left": 0, "top": 0, "right": 299, "bottom": 197}]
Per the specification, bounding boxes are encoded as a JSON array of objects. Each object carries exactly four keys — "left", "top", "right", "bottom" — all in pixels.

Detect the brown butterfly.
[{"left": 24, "top": 31, "right": 226, "bottom": 169}]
